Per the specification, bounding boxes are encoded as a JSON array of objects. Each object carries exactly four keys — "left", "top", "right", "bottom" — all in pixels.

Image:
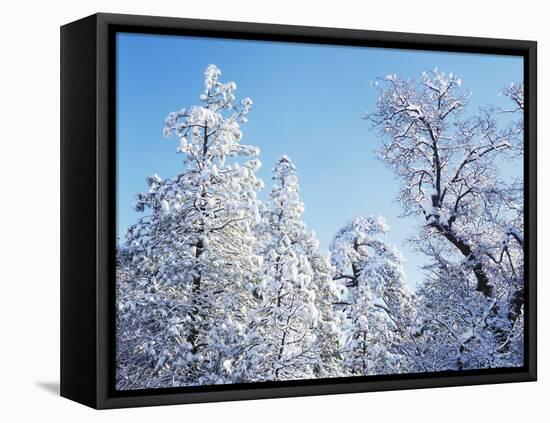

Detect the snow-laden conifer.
[
  {"left": 117, "top": 65, "right": 264, "bottom": 388},
  {"left": 331, "top": 216, "right": 415, "bottom": 375},
  {"left": 241, "top": 156, "right": 343, "bottom": 381}
]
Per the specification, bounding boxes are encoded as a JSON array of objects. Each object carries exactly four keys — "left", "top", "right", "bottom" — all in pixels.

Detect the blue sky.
[{"left": 116, "top": 32, "right": 523, "bottom": 289}]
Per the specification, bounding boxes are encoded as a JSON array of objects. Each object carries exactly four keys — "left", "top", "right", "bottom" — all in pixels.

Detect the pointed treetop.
[{"left": 272, "top": 155, "right": 298, "bottom": 184}]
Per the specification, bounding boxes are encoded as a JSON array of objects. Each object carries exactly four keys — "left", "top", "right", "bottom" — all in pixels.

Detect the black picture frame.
[{"left": 60, "top": 12, "right": 537, "bottom": 409}]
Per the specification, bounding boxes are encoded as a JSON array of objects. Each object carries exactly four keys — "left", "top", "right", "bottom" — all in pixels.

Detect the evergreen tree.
[
  {"left": 331, "top": 216, "right": 414, "bottom": 375},
  {"left": 117, "top": 65, "right": 264, "bottom": 388},
  {"left": 241, "top": 156, "right": 343, "bottom": 381}
]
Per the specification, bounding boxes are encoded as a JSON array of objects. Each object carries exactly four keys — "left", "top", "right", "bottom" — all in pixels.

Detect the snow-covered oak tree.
[
  {"left": 366, "top": 70, "right": 524, "bottom": 369},
  {"left": 330, "top": 216, "right": 415, "bottom": 375},
  {"left": 501, "top": 82, "right": 525, "bottom": 155},
  {"left": 502, "top": 82, "right": 524, "bottom": 112},
  {"left": 116, "top": 65, "right": 264, "bottom": 388},
  {"left": 239, "top": 156, "right": 343, "bottom": 381}
]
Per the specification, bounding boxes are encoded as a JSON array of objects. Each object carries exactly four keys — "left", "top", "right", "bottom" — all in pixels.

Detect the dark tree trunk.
[
  {"left": 188, "top": 124, "right": 209, "bottom": 354},
  {"left": 431, "top": 221, "right": 493, "bottom": 297},
  {"left": 189, "top": 238, "right": 204, "bottom": 355}
]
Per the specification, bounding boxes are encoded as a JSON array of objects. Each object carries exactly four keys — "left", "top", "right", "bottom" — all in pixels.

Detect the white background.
[{"left": 0, "top": 0, "right": 546, "bottom": 420}]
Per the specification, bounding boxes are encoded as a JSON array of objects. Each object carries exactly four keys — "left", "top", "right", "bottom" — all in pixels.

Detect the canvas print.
[{"left": 115, "top": 33, "right": 525, "bottom": 390}]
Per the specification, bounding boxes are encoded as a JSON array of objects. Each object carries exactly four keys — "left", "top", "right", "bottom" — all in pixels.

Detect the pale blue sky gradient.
[{"left": 116, "top": 32, "right": 523, "bottom": 289}]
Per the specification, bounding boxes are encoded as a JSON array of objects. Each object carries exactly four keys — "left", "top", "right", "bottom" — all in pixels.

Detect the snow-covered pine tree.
[
  {"left": 116, "top": 64, "right": 264, "bottom": 388},
  {"left": 240, "top": 156, "right": 343, "bottom": 381},
  {"left": 301, "top": 231, "right": 346, "bottom": 379},
  {"left": 330, "top": 216, "right": 415, "bottom": 376}
]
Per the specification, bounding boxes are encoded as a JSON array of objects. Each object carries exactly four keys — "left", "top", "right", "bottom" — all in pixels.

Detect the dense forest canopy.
[{"left": 116, "top": 65, "right": 524, "bottom": 390}]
